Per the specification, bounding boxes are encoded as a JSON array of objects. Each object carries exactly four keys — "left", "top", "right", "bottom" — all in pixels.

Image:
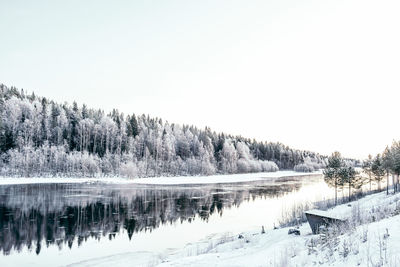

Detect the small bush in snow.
[
  {"left": 294, "top": 163, "right": 314, "bottom": 173},
  {"left": 362, "top": 226, "right": 369, "bottom": 243},
  {"left": 339, "top": 240, "right": 350, "bottom": 258},
  {"left": 294, "top": 156, "right": 324, "bottom": 172},
  {"left": 120, "top": 162, "right": 138, "bottom": 178}
]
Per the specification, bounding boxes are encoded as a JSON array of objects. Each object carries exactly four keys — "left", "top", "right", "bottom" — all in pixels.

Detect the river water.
[{"left": 0, "top": 174, "right": 333, "bottom": 266}]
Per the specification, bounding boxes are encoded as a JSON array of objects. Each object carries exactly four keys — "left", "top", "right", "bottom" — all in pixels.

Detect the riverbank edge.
[{"left": 0, "top": 170, "right": 322, "bottom": 185}]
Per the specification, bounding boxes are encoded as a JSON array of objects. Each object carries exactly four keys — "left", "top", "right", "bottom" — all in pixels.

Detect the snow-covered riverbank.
[
  {"left": 0, "top": 170, "right": 321, "bottom": 185},
  {"left": 154, "top": 191, "right": 400, "bottom": 267},
  {"left": 65, "top": 190, "right": 400, "bottom": 267}
]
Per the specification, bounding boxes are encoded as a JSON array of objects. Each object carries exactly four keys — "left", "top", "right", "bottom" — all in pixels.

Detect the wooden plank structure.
[{"left": 305, "top": 209, "right": 347, "bottom": 234}]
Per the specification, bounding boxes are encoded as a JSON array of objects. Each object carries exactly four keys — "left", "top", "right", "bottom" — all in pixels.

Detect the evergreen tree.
[
  {"left": 382, "top": 146, "right": 392, "bottom": 195},
  {"left": 69, "top": 101, "right": 80, "bottom": 151},
  {"left": 339, "top": 166, "right": 362, "bottom": 202},
  {"left": 323, "top": 151, "right": 344, "bottom": 205},
  {"left": 81, "top": 104, "right": 89, "bottom": 119},
  {"left": 362, "top": 154, "right": 373, "bottom": 191},
  {"left": 371, "top": 154, "right": 385, "bottom": 191},
  {"left": 389, "top": 141, "right": 400, "bottom": 193},
  {"left": 126, "top": 114, "right": 137, "bottom": 138},
  {"left": 40, "top": 97, "right": 49, "bottom": 145}
]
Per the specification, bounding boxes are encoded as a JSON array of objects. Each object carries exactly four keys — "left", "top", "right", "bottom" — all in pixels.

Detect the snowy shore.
[
  {"left": 66, "top": 190, "right": 400, "bottom": 267},
  {"left": 153, "top": 191, "right": 400, "bottom": 267},
  {"left": 0, "top": 170, "right": 321, "bottom": 185}
]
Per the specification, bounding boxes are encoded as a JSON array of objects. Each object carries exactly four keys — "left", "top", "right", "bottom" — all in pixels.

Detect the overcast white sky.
[{"left": 1, "top": 0, "right": 399, "bottom": 159}]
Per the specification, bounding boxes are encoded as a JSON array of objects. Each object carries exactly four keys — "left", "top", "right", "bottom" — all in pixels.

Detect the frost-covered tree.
[
  {"left": 389, "top": 141, "right": 400, "bottom": 193},
  {"left": 0, "top": 84, "right": 331, "bottom": 178},
  {"left": 323, "top": 152, "right": 344, "bottom": 205},
  {"left": 382, "top": 146, "right": 392, "bottom": 195},
  {"left": 362, "top": 154, "right": 373, "bottom": 191},
  {"left": 371, "top": 154, "right": 385, "bottom": 191},
  {"left": 220, "top": 140, "right": 238, "bottom": 173},
  {"left": 339, "top": 166, "right": 362, "bottom": 202}
]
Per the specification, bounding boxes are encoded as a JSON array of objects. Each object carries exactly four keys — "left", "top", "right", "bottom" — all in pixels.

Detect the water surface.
[{"left": 0, "top": 174, "right": 331, "bottom": 266}]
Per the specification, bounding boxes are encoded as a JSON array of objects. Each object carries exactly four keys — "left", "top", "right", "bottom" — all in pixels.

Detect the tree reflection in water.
[{"left": 0, "top": 178, "right": 306, "bottom": 255}]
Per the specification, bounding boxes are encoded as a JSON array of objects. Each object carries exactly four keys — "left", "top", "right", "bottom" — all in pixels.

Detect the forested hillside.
[{"left": 0, "top": 84, "right": 325, "bottom": 178}]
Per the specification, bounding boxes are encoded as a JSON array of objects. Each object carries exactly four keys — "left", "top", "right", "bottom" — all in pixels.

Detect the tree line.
[
  {"left": 0, "top": 84, "right": 326, "bottom": 178},
  {"left": 324, "top": 141, "right": 400, "bottom": 205}
]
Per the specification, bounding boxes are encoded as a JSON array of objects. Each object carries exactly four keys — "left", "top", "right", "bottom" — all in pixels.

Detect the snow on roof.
[{"left": 305, "top": 209, "right": 347, "bottom": 221}]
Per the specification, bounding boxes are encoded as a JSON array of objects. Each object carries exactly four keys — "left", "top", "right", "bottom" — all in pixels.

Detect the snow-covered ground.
[
  {"left": 151, "top": 191, "right": 400, "bottom": 267},
  {"left": 0, "top": 170, "right": 321, "bottom": 185}
]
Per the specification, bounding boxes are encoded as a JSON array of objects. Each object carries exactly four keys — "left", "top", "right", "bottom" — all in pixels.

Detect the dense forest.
[{"left": 0, "top": 84, "right": 326, "bottom": 178}]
